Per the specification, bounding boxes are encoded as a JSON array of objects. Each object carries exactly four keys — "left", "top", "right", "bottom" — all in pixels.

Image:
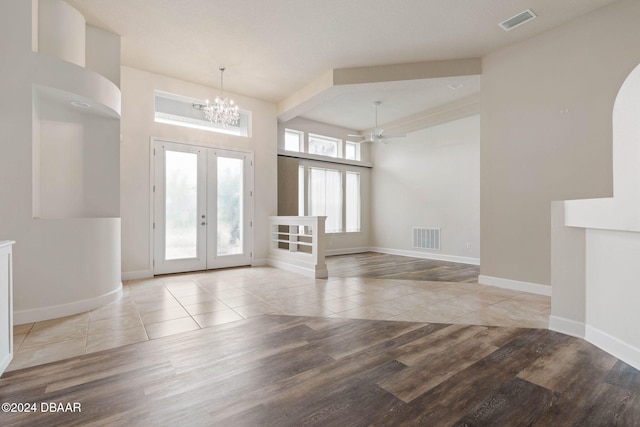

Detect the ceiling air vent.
[{"left": 499, "top": 9, "right": 537, "bottom": 31}]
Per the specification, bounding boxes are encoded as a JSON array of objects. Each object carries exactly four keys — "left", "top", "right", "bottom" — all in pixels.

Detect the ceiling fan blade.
[{"left": 380, "top": 134, "right": 406, "bottom": 139}]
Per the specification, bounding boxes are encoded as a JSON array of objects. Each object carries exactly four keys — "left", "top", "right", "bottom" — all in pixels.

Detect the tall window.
[
  {"left": 345, "top": 172, "right": 360, "bottom": 232},
  {"left": 284, "top": 129, "right": 302, "bottom": 152},
  {"left": 308, "top": 134, "right": 339, "bottom": 158},
  {"left": 299, "top": 165, "right": 361, "bottom": 233},
  {"left": 308, "top": 167, "right": 342, "bottom": 233}
]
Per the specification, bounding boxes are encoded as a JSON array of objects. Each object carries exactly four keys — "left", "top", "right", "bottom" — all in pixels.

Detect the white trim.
[
  {"left": 277, "top": 149, "right": 373, "bottom": 168},
  {"left": 0, "top": 353, "right": 11, "bottom": 375},
  {"left": 586, "top": 325, "right": 640, "bottom": 372},
  {"left": 150, "top": 137, "right": 255, "bottom": 275},
  {"left": 14, "top": 285, "right": 123, "bottom": 325},
  {"left": 251, "top": 258, "right": 268, "bottom": 266},
  {"left": 370, "top": 246, "right": 480, "bottom": 266},
  {"left": 326, "top": 247, "right": 370, "bottom": 256},
  {"left": 122, "top": 270, "right": 153, "bottom": 281},
  {"left": 0, "top": 241, "right": 15, "bottom": 374},
  {"left": 478, "top": 274, "right": 551, "bottom": 296},
  {"left": 548, "top": 315, "right": 585, "bottom": 338},
  {"left": 149, "top": 137, "right": 155, "bottom": 277},
  {"left": 267, "top": 258, "right": 328, "bottom": 279}
]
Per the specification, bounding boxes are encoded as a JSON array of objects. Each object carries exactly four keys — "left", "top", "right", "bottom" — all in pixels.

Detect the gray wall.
[{"left": 480, "top": 0, "right": 640, "bottom": 286}]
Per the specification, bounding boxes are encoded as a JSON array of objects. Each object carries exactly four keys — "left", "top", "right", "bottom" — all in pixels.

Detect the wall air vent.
[
  {"left": 413, "top": 227, "right": 441, "bottom": 251},
  {"left": 499, "top": 9, "right": 537, "bottom": 31}
]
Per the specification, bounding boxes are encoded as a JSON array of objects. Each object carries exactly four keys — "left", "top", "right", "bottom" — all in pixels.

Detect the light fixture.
[{"left": 193, "top": 66, "right": 240, "bottom": 127}]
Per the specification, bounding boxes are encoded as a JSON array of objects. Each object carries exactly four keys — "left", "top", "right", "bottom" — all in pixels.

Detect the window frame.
[
  {"left": 345, "top": 171, "right": 361, "bottom": 233},
  {"left": 284, "top": 128, "right": 303, "bottom": 152},
  {"left": 298, "top": 163, "right": 362, "bottom": 234},
  {"left": 345, "top": 141, "right": 361, "bottom": 161},
  {"left": 154, "top": 90, "right": 251, "bottom": 137},
  {"left": 308, "top": 133, "right": 341, "bottom": 158}
]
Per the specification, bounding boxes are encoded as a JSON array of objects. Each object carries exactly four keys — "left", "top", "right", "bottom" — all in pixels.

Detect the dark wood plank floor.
[
  {"left": 2, "top": 314, "right": 639, "bottom": 426},
  {"left": 327, "top": 252, "right": 480, "bottom": 282}
]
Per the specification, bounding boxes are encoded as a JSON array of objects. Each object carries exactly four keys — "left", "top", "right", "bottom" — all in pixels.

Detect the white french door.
[{"left": 153, "top": 140, "right": 253, "bottom": 275}]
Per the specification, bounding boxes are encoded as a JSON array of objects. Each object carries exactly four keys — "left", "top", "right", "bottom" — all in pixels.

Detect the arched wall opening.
[{"left": 551, "top": 62, "right": 640, "bottom": 370}]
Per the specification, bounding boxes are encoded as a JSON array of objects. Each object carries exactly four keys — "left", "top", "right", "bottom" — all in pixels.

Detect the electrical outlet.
[{"left": 466, "top": 243, "right": 471, "bottom": 249}]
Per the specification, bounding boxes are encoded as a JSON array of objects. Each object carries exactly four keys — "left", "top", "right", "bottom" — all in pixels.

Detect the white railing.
[{"left": 267, "top": 216, "right": 327, "bottom": 278}]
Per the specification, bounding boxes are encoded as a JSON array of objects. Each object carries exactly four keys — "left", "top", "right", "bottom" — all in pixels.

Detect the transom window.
[
  {"left": 284, "top": 129, "right": 302, "bottom": 152},
  {"left": 281, "top": 129, "right": 366, "bottom": 163},
  {"left": 154, "top": 90, "right": 251, "bottom": 137},
  {"left": 308, "top": 134, "right": 340, "bottom": 158},
  {"left": 345, "top": 141, "right": 360, "bottom": 161}
]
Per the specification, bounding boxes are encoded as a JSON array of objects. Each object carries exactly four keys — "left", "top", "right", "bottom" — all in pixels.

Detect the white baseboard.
[
  {"left": 0, "top": 351, "right": 12, "bottom": 375},
  {"left": 549, "top": 315, "right": 585, "bottom": 338},
  {"left": 267, "top": 258, "right": 328, "bottom": 279},
  {"left": 14, "top": 285, "right": 123, "bottom": 325},
  {"left": 586, "top": 325, "right": 640, "bottom": 372},
  {"left": 369, "top": 247, "right": 480, "bottom": 266},
  {"left": 251, "top": 258, "right": 268, "bottom": 266},
  {"left": 121, "top": 269, "right": 153, "bottom": 281},
  {"left": 326, "top": 247, "right": 371, "bottom": 256},
  {"left": 478, "top": 274, "right": 551, "bottom": 296}
]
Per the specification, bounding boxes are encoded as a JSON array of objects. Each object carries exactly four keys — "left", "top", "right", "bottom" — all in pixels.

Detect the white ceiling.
[{"left": 66, "top": 0, "right": 618, "bottom": 131}]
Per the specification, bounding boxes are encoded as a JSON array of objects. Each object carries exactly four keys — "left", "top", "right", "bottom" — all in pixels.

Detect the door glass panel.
[
  {"left": 165, "top": 150, "right": 198, "bottom": 260},
  {"left": 217, "top": 156, "right": 243, "bottom": 256}
]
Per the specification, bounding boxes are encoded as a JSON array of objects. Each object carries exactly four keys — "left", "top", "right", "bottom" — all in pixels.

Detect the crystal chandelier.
[{"left": 193, "top": 66, "right": 240, "bottom": 127}]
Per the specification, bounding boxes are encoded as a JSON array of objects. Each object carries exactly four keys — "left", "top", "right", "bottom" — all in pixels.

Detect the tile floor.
[{"left": 7, "top": 266, "right": 550, "bottom": 372}]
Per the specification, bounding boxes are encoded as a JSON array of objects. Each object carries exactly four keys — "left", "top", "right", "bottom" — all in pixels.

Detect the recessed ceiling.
[
  {"left": 300, "top": 75, "right": 481, "bottom": 131},
  {"left": 65, "top": 0, "right": 618, "bottom": 130}
]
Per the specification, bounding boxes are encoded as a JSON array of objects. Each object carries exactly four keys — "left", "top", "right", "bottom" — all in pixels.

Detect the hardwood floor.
[
  {"left": 1, "top": 256, "right": 635, "bottom": 425},
  {"left": 327, "top": 252, "right": 481, "bottom": 283},
  {"left": 2, "top": 314, "right": 640, "bottom": 426}
]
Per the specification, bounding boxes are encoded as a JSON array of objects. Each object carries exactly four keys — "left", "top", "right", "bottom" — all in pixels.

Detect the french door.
[{"left": 153, "top": 140, "right": 253, "bottom": 275}]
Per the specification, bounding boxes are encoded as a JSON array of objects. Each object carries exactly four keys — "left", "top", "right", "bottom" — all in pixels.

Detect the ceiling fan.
[{"left": 349, "top": 101, "right": 406, "bottom": 144}]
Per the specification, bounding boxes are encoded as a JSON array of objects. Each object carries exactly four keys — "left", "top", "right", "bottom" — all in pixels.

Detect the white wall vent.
[
  {"left": 499, "top": 9, "right": 537, "bottom": 31},
  {"left": 413, "top": 227, "right": 441, "bottom": 250}
]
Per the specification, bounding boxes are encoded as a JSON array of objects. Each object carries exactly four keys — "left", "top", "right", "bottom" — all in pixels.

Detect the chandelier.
[{"left": 193, "top": 66, "right": 240, "bottom": 127}]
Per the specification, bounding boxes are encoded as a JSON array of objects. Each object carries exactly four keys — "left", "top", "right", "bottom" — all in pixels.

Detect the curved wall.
[
  {"left": 0, "top": 0, "right": 122, "bottom": 323},
  {"left": 37, "top": 0, "right": 85, "bottom": 66},
  {"left": 13, "top": 219, "right": 122, "bottom": 324}
]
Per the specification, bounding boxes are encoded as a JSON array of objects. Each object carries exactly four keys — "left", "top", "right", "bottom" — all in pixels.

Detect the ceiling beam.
[
  {"left": 333, "top": 58, "right": 481, "bottom": 85},
  {"left": 360, "top": 94, "right": 481, "bottom": 136},
  {"left": 277, "top": 58, "right": 481, "bottom": 123}
]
